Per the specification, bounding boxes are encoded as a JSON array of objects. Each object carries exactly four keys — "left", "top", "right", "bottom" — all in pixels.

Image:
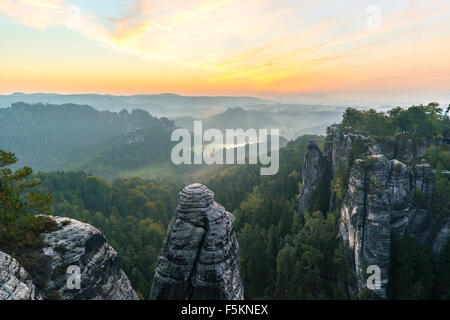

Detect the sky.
[{"left": 1, "top": 0, "right": 450, "bottom": 105}]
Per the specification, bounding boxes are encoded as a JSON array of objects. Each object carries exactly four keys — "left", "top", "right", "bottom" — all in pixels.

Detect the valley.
[{"left": 0, "top": 99, "right": 449, "bottom": 300}]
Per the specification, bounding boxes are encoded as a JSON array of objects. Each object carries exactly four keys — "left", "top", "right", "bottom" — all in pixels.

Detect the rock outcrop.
[
  {"left": 298, "top": 140, "right": 330, "bottom": 214},
  {"left": 0, "top": 251, "right": 41, "bottom": 300},
  {"left": 299, "top": 124, "right": 450, "bottom": 298},
  {"left": 125, "top": 127, "right": 145, "bottom": 144},
  {"left": 150, "top": 183, "right": 244, "bottom": 300},
  {"left": 0, "top": 216, "right": 138, "bottom": 300},
  {"left": 340, "top": 155, "right": 393, "bottom": 298}
]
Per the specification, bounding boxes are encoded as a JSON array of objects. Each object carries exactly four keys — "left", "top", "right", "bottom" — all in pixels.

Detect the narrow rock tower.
[
  {"left": 298, "top": 139, "right": 330, "bottom": 214},
  {"left": 149, "top": 183, "right": 244, "bottom": 300}
]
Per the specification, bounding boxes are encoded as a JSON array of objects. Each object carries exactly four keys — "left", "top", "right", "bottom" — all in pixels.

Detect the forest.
[
  {"left": 1, "top": 104, "right": 449, "bottom": 299},
  {"left": 0, "top": 102, "right": 175, "bottom": 177}
]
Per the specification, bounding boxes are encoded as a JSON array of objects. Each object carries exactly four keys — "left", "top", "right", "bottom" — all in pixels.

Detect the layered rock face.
[
  {"left": 150, "top": 183, "right": 243, "bottom": 300},
  {"left": 340, "top": 155, "right": 393, "bottom": 298},
  {"left": 299, "top": 124, "right": 449, "bottom": 298},
  {"left": 0, "top": 216, "right": 138, "bottom": 300},
  {"left": 0, "top": 251, "right": 41, "bottom": 300},
  {"left": 298, "top": 140, "right": 330, "bottom": 214}
]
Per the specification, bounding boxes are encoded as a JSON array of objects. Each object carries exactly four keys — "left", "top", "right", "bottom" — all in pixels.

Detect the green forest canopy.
[{"left": 1, "top": 104, "right": 449, "bottom": 299}]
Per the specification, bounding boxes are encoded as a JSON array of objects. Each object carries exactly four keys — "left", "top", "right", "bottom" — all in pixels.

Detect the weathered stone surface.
[
  {"left": 432, "top": 219, "right": 450, "bottom": 253},
  {"left": 328, "top": 124, "right": 354, "bottom": 166},
  {"left": 388, "top": 159, "right": 414, "bottom": 237},
  {"left": 340, "top": 155, "right": 392, "bottom": 298},
  {"left": 0, "top": 251, "right": 41, "bottom": 300},
  {"left": 372, "top": 135, "right": 438, "bottom": 164},
  {"left": 302, "top": 123, "right": 450, "bottom": 298},
  {"left": 298, "top": 140, "right": 329, "bottom": 214},
  {"left": 150, "top": 183, "right": 243, "bottom": 300},
  {"left": 39, "top": 216, "right": 138, "bottom": 300},
  {"left": 0, "top": 216, "right": 138, "bottom": 300}
]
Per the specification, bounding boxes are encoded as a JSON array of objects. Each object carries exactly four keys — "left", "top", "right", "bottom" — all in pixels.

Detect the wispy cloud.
[
  {"left": 1, "top": 0, "right": 450, "bottom": 97},
  {"left": 0, "top": 0, "right": 65, "bottom": 29}
]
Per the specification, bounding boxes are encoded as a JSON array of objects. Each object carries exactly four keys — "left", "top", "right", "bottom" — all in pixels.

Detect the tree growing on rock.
[{"left": 0, "top": 150, "right": 53, "bottom": 249}]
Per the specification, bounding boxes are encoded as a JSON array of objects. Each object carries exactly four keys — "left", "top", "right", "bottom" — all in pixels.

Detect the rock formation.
[
  {"left": 150, "top": 183, "right": 244, "bottom": 300},
  {"left": 298, "top": 140, "right": 330, "bottom": 214},
  {"left": 125, "top": 127, "right": 145, "bottom": 144},
  {"left": 0, "top": 216, "right": 138, "bottom": 300},
  {"left": 299, "top": 124, "right": 450, "bottom": 298},
  {"left": 0, "top": 251, "right": 41, "bottom": 300},
  {"left": 340, "top": 155, "right": 392, "bottom": 298}
]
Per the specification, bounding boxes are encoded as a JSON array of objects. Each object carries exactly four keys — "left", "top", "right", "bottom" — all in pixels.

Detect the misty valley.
[
  {"left": 2, "top": 1, "right": 450, "bottom": 315},
  {"left": 0, "top": 96, "right": 449, "bottom": 301}
]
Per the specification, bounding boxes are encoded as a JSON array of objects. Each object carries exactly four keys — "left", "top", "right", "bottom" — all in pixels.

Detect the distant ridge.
[{"left": 0, "top": 93, "right": 276, "bottom": 117}]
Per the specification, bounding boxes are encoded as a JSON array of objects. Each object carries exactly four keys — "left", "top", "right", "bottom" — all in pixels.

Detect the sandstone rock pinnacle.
[{"left": 149, "top": 183, "right": 244, "bottom": 300}]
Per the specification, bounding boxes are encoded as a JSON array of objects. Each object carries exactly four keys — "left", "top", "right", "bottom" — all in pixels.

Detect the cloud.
[
  {"left": 1, "top": 0, "right": 450, "bottom": 95},
  {"left": 0, "top": 0, "right": 65, "bottom": 30}
]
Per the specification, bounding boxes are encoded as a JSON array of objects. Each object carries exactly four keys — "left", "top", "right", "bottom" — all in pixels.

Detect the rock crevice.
[
  {"left": 299, "top": 124, "right": 450, "bottom": 298},
  {"left": 150, "top": 183, "right": 244, "bottom": 300},
  {"left": 0, "top": 216, "right": 138, "bottom": 300},
  {"left": 298, "top": 140, "right": 330, "bottom": 214}
]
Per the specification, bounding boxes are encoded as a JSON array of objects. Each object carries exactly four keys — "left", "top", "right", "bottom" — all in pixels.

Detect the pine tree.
[{"left": 0, "top": 150, "right": 52, "bottom": 248}]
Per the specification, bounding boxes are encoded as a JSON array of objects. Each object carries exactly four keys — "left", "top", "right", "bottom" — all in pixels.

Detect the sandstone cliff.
[
  {"left": 298, "top": 124, "right": 449, "bottom": 298},
  {"left": 149, "top": 183, "right": 244, "bottom": 300},
  {"left": 298, "top": 140, "right": 330, "bottom": 214},
  {"left": 0, "top": 216, "right": 138, "bottom": 300},
  {"left": 0, "top": 251, "right": 41, "bottom": 300}
]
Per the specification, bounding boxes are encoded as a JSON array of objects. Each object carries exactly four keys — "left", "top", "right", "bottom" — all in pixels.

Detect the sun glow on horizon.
[{"left": 1, "top": 0, "right": 450, "bottom": 104}]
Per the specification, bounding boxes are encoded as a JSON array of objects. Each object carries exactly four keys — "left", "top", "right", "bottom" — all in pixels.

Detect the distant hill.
[
  {"left": 175, "top": 106, "right": 343, "bottom": 139},
  {"left": 0, "top": 102, "right": 175, "bottom": 174},
  {"left": 0, "top": 102, "right": 297, "bottom": 180},
  {"left": 0, "top": 93, "right": 275, "bottom": 118}
]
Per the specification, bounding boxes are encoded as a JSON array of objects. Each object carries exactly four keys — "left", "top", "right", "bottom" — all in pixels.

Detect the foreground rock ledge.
[
  {"left": 149, "top": 183, "right": 244, "bottom": 300},
  {"left": 0, "top": 216, "right": 138, "bottom": 300},
  {"left": 0, "top": 251, "right": 41, "bottom": 300}
]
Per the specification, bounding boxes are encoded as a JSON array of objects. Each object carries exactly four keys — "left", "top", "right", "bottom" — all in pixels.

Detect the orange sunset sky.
[{"left": 1, "top": 0, "right": 450, "bottom": 105}]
